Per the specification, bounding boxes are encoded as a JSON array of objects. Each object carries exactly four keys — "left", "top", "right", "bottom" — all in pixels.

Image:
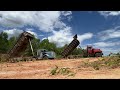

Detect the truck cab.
[
  {"left": 36, "top": 49, "right": 56, "bottom": 60},
  {"left": 87, "top": 46, "right": 103, "bottom": 57}
]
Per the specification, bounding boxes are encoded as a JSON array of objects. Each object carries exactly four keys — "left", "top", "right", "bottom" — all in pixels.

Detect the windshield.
[
  {"left": 46, "top": 52, "right": 55, "bottom": 57},
  {"left": 46, "top": 52, "right": 52, "bottom": 56}
]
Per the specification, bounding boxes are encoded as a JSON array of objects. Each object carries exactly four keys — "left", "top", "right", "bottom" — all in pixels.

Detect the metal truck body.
[
  {"left": 86, "top": 46, "right": 103, "bottom": 57},
  {"left": 8, "top": 31, "right": 34, "bottom": 58},
  {"left": 36, "top": 49, "right": 56, "bottom": 59},
  {"left": 61, "top": 34, "right": 80, "bottom": 58}
]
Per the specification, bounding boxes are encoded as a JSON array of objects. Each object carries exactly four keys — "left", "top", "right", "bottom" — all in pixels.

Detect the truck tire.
[
  {"left": 43, "top": 56, "right": 48, "bottom": 60},
  {"left": 95, "top": 53, "right": 102, "bottom": 57}
]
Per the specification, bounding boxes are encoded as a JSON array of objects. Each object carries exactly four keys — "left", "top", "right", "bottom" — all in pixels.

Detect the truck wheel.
[
  {"left": 95, "top": 53, "right": 102, "bottom": 57},
  {"left": 43, "top": 56, "right": 48, "bottom": 60}
]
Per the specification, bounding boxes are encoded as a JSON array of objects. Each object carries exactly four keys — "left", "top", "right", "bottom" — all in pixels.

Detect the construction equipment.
[
  {"left": 8, "top": 31, "right": 34, "bottom": 58},
  {"left": 7, "top": 31, "right": 103, "bottom": 61},
  {"left": 83, "top": 46, "right": 103, "bottom": 57},
  {"left": 35, "top": 49, "right": 56, "bottom": 59},
  {"left": 7, "top": 31, "right": 56, "bottom": 60},
  {"left": 61, "top": 34, "right": 103, "bottom": 58},
  {"left": 61, "top": 34, "right": 80, "bottom": 58}
]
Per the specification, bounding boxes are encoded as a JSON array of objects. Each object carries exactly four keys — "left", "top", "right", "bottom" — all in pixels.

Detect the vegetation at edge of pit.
[
  {"left": 50, "top": 65, "right": 76, "bottom": 77},
  {"left": 81, "top": 56, "right": 120, "bottom": 70}
]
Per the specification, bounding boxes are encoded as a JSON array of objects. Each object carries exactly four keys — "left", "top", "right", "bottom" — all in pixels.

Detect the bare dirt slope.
[{"left": 0, "top": 58, "right": 120, "bottom": 79}]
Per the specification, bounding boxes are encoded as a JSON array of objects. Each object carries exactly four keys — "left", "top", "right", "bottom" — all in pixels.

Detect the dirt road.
[{"left": 0, "top": 58, "right": 120, "bottom": 79}]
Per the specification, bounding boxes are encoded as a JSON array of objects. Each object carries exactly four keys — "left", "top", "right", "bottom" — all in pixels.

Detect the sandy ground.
[{"left": 0, "top": 58, "right": 120, "bottom": 79}]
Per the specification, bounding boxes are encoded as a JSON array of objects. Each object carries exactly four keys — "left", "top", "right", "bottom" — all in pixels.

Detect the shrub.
[
  {"left": 50, "top": 65, "right": 59, "bottom": 75},
  {"left": 50, "top": 65, "right": 76, "bottom": 77},
  {"left": 82, "top": 56, "right": 120, "bottom": 70},
  {"left": 104, "top": 56, "right": 120, "bottom": 69}
]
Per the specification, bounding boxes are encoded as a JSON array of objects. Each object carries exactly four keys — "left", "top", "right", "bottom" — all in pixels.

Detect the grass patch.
[
  {"left": 104, "top": 56, "right": 120, "bottom": 69},
  {"left": 82, "top": 56, "right": 120, "bottom": 70},
  {"left": 50, "top": 65, "right": 76, "bottom": 77},
  {"left": 0, "top": 54, "right": 9, "bottom": 63}
]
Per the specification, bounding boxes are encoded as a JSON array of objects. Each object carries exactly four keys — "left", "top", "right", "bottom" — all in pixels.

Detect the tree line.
[{"left": 0, "top": 31, "right": 84, "bottom": 57}]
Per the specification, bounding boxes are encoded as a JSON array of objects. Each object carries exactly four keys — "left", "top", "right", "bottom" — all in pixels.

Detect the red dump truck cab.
[{"left": 87, "top": 46, "right": 103, "bottom": 57}]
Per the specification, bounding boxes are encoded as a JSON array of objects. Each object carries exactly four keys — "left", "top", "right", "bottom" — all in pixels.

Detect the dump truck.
[
  {"left": 7, "top": 31, "right": 103, "bottom": 61},
  {"left": 35, "top": 49, "right": 56, "bottom": 59},
  {"left": 7, "top": 31, "right": 56, "bottom": 60},
  {"left": 61, "top": 34, "right": 103, "bottom": 59},
  {"left": 7, "top": 31, "right": 34, "bottom": 58},
  {"left": 61, "top": 34, "right": 80, "bottom": 58},
  {"left": 82, "top": 46, "right": 103, "bottom": 57}
]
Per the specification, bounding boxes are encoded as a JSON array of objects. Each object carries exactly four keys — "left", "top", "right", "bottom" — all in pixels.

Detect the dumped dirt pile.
[{"left": 0, "top": 57, "right": 120, "bottom": 79}]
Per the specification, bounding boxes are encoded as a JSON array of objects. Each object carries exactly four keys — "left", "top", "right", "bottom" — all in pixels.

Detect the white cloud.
[
  {"left": 81, "top": 43, "right": 120, "bottom": 56},
  {"left": 48, "top": 26, "right": 93, "bottom": 47},
  {"left": 92, "top": 41, "right": 120, "bottom": 56},
  {"left": 0, "top": 11, "right": 72, "bottom": 32},
  {"left": 26, "top": 30, "right": 38, "bottom": 38},
  {"left": 54, "top": 21, "right": 66, "bottom": 29},
  {"left": 93, "top": 42, "right": 116, "bottom": 47},
  {"left": 99, "top": 47, "right": 120, "bottom": 56},
  {"left": 98, "top": 26, "right": 120, "bottom": 41},
  {"left": 26, "top": 28, "right": 34, "bottom": 31},
  {"left": 61, "top": 11, "right": 72, "bottom": 21},
  {"left": 61, "top": 11, "right": 72, "bottom": 16},
  {"left": 98, "top": 11, "right": 120, "bottom": 17},
  {"left": 93, "top": 38, "right": 120, "bottom": 47},
  {"left": 77, "top": 33, "right": 93, "bottom": 43},
  {"left": 0, "top": 11, "right": 75, "bottom": 45},
  {"left": 3, "top": 28, "right": 38, "bottom": 39},
  {"left": 4, "top": 29, "right": 23, "bottom": 38},
  {"left": 48, "top": 26, "right": 73, "bottom": 47},
  {"left": 1, "top": 11, "right": 93, "bottom": 48},
  {"left": 83, "top": 40, "right": 120, "bottom": 56},
  {"left": 42, "top": 37, "right": 47, "bottom": 40}
]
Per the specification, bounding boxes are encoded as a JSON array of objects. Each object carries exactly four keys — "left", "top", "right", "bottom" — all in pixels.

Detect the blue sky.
[{"left": 0, "top": 11, "right": 120, "bottom": 56}]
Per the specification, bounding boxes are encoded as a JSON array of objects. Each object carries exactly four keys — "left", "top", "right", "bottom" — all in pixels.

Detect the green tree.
[
  {"left": 39, "top": 39, "right": 57, "bottom": 52},
  {"left": 71, "top": 48, "right": 83, "bottom": 55},
  {"left": 8, "top": 36, "right": 17, "bottom": 51},
  {"left": 0, "top": 32, "right": 9, "bottom": 53},
  {"left": 24, "top": 36, "right": 41, "bottom": 56}
]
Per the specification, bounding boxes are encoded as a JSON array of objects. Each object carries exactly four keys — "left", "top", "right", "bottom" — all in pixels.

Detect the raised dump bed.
[
  {"left": 8, "top": 31, "right": 34, "bottom": 58},
  {"left": 61, "top": 34, "right": 80, "bottom": 58}
]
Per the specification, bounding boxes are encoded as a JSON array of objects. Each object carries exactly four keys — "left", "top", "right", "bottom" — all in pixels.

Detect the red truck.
[
  {"left": 83, "top": 46, "right": 103, "bottom": 57},
  {"left": 61, "top": 34, "right": 103, "bottom": 58}
]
